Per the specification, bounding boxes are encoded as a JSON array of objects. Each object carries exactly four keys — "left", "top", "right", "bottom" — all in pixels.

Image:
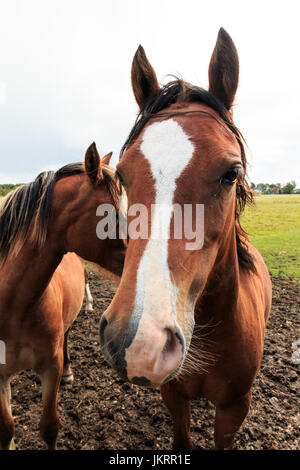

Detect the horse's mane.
[
  {"left": 0, "top": 163, "right": 120, "bottom": 267},
  {"left": 120, "top": 79, "right": 255, "bottom": 272}
]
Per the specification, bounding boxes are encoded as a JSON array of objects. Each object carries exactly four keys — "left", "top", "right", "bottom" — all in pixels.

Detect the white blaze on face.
[{"left": 125, "top": 119, "right": 195, "bottom": 382}]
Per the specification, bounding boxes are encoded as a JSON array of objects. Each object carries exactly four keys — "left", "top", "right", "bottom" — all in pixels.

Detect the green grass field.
[{"left": 241, "top": 194, "right": 300, "bottom": 277}]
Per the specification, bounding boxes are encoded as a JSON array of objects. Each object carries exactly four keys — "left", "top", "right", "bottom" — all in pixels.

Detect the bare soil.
[{"left": 11, "top": 272, "right": 300, "bottom": 450}]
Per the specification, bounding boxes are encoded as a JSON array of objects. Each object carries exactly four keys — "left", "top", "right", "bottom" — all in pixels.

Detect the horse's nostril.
[
  {"left": 163, "top": 327, "right": 182, "bottom": 358},
  {"left": 99, "top": 316, "right": 122, "bottom": 360},
  {"left": 163, "top": 328, "right": 174, "bottom": 353},
  {"left": 99, "top": 316, "right": 128, "bottom": 381},
  {"left": 99, "top": 316, "right": 108, "bottom": 346}
]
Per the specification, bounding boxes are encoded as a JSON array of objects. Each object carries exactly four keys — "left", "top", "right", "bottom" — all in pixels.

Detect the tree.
[
  {"left": 256, "top": 183, "right": 267, "bottom": 193},
  {"left": 282, "top": 181, "right": 296, "bottom": 194},
  {"left": 251, "top": 181, "right": 297, "bottom": 195}
]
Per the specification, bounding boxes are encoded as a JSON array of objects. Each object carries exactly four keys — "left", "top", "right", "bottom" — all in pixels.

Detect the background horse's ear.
[
  {"left": 208, "top": 27, "right": 239, "bottom": 112},
  {"left": 131, "top": 45, "right": 160, "bottom": 110},
  {"left": 85, "top": 142, "right": 103, "bottom": 182},
  {"left": 102, "top": 151, "right": 113, "bottom": 166}
]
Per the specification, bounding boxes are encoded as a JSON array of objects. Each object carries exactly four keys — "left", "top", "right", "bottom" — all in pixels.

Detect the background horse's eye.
[{"left": 220, "top": 167, "right": 239, "bottom": 185}]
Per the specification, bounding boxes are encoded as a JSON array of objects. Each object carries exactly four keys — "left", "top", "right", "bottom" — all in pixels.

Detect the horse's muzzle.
[
  {"left": 99, "top": 315, "right": 128, "bottom": 381},
  {"left": 99, "top": 313, "right": 184, "bottom": 387}
]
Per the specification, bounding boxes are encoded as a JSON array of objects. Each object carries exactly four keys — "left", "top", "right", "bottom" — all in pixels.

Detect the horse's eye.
[{"left": 220, "top": 167, "right": 239, "bottom": 185}]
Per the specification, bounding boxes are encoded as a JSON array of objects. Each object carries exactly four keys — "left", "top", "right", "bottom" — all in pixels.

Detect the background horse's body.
[
  {"left": 100, "top": 29, "right": 272, "bottom": 449},
  {"left": 0, "top": 252, "right": 85, "bottom": 450},
  {"left": 0, "top": 252, "right": 85, "bottom": 378},
  {"left": 0, "top": 143, "right": 125, "bottom": 449}
]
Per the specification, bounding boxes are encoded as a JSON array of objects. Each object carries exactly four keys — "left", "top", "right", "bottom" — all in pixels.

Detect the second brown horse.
[{"left": 0, "top": 143, "right": 125, "bottom": 449}]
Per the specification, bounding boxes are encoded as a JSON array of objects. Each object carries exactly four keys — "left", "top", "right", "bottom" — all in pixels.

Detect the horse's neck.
[
  {"left": 195, "top": 232, "right": 240, "bottom": 326},
  {"left": 0, "top": 242, "right": 63, "bottom": 314}
]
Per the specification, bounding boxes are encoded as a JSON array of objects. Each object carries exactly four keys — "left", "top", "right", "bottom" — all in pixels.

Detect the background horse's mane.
[
  {"left": 0, "top": 163, "right": 120, "bottom": 267},
  {"left": 120, "top": 78, "right": 255, "bottom": 272}
]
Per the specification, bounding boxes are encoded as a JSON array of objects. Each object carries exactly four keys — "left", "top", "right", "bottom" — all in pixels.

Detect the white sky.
[{"left": 0, "top": 0, "right": 299, "bottom": 185}]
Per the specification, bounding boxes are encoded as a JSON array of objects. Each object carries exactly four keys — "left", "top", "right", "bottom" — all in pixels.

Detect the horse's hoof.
[
  {"left": 10, "top": 439, "right": 16, "bottom": 450},
  {"left": 60, "top": 373, "right": 74, "bottom": 385},
  {"left": 0, "top": 439, "right": 16, "bottom": 450},
  {"left": 85, "top": 306, "right": 94, "bottom": 313}
]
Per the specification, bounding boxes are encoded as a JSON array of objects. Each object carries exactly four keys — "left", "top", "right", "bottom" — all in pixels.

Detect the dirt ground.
[{"left": 11, "top": 272, "right": 299, "bottom": 450}]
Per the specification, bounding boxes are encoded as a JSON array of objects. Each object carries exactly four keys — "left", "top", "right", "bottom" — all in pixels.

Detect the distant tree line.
[
  {"left": 0, "top": 184, "right": 22, "bottom": 197},
  {"left": 251, "top": 181, "right": 299, "bottom": 194},
  {"left": 1, "top": 181, "right": 299, "bottom": 198}
]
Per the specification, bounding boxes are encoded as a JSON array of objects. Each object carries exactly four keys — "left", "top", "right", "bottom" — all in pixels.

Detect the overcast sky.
[{"left": 0, "top": 0, "right": 299, "bottom": 185}]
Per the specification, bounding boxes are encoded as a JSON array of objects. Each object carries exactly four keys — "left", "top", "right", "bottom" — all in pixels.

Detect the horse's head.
[
  {"left": 100, "top": 28, "right": 253, "bottom": 387},
  {"left": 51, "top": 143, "right": 126, "bottom": 277}
]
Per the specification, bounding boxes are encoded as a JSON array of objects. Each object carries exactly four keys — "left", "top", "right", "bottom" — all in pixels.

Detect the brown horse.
[
  {"left": 100, "top": 28, "right": 272, "bottom": 449},
  {"left": 0, "top": 143, "right": 125, "bottom": 449}
]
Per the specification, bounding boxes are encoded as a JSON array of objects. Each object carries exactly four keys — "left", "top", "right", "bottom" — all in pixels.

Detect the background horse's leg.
[
  {"left": 85, "top": 277, "right": 94, "bottom": 313},
  {"left": 214, "top": 391, "right": 252, "bottom": 449},
  {"left": 61, "top": 328, "right": 74, "bottom": 385},
  {"left": 39, "top": 353, "right": 63, "bottom": 450},
  {"left": 160, "top": 383, "right": 193, "bottom": 450},
  {"left": 0, "top": 377, "right": 15, "bottom": 450}
]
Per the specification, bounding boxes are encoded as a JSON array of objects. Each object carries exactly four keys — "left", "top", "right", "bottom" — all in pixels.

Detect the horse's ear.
[
  {"left": 85, "top": 142, "right": 103, "bottom": 182},
  {"left": 208, "top": 27, "right": 239, "bottom": 112},
  {"left": 102, "top": 151, "right": 113, "bottom": 166},
  {"left": 131, "top": 45, "right": 160, "bottom": 110}
]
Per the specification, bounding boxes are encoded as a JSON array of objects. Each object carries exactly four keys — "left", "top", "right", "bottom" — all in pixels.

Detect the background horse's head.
[
  {"left": 51, "top": 143, "right": 126, "bottom": 277},
  {"left": 0, "top": 143, "right": 125, "bottom": 277},
  {"left": 100, "top": 28, "right": 254, "bottom": 387}
]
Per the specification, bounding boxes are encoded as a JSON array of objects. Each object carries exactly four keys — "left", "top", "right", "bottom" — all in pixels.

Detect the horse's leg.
[
  {"left": 61, "top": 328, "right": 74, "bottom": 385},
  {"left": 160, "top": 383, "right": 193, "bottom": 450},
  {"left": 85, "top": 278, "right": 94, "bottom": 313},
  {"left": 39, "top": 353, "right": 63, "bottom": 450},
  {"left": 214, "top": 391, "right": 252, "bottom": 450},
  {"left": 0, "top": 377, "right": 15, "bottom": 450}
]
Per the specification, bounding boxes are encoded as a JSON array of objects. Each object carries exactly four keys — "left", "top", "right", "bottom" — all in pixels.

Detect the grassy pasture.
[{"left": 241, "top": 194, "right": 300, "bottom": 277}]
